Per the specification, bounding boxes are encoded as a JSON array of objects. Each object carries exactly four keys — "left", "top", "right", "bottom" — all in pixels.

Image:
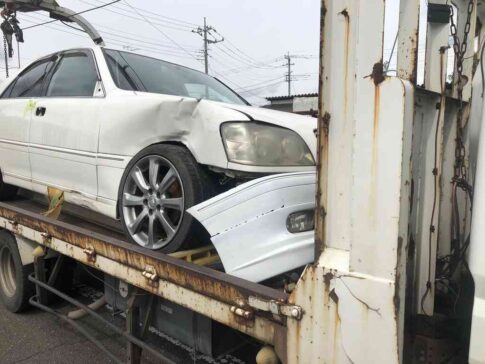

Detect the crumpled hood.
[{"left": 212, "top": 101, "right": 318, "bottom": 161}]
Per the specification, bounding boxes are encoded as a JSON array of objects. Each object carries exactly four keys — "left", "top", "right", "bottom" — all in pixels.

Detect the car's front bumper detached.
[{"left": 188, "top": 172, "right": 316, "bottom": 282}]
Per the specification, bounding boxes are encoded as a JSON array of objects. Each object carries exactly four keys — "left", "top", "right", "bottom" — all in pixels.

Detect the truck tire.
[
  {"left": 0, "top": 171, "right": 18, "bottom": 200},
  {"left": 119, "top": 144, "right": 213, "bottom": 253},
  {"left": 0, "top": 230, "right": 34, "bottom": 313}
]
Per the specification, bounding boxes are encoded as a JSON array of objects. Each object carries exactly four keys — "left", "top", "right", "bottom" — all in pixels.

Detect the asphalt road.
[
  {"left": 0, "top": 302, "right": 125, "bottom": 364},
  {"left": 0, "top": 282, "right": 249, "bottom": 364}
]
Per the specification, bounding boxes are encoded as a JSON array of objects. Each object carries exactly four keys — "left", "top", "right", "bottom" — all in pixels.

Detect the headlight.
[{"left": 221, "top": 122, "right": 314, "bottom": 166}]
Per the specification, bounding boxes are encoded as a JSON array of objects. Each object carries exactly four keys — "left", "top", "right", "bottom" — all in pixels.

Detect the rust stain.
[
  {"left": 333, "top": 303, "right": 340, "bottom": 360},
  {"left": 315, "top": 112, "right": 330, "bottom": 257},
  {"left": 409, "top": 32, "right": 419, "bottom": 84},
  {"left": 329, "top": 288, "right": 339, "bottom": 304},
  {"left": 373, "top": 85, "right": 381, "bottom": 142},
  {"left": 324, "top": 271, "right": 334, "bottom": 287},
  {"left": 370, "top": 61, "right": 385, "bottom": 86},
  {"left": 369, "top": 74, "right": 381, "bottom": 221},
  {"left": 339, "top": 8, "right": 350, "bottom": 121},
  {"left": 393, "top": 236, "right": 404, "bottom": 322}
]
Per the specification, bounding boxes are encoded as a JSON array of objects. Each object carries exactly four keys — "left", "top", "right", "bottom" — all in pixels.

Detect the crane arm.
[{"left": 1, "top": 0, "right": 104, "bottom": 45}]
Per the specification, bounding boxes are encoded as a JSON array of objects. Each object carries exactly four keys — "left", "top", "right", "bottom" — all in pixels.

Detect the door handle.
[{"left": 35, "top": 107, "right": 46, "bottom": 117}]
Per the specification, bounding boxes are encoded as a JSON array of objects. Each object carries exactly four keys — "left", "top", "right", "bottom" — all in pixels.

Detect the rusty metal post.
[
  {"left": 397, "top": 0, "right": 420, "bottom": 83},
  {"left": 288, "top": 0, "right": 415, "bottom": 362},
  {"left": 314, "top": 0, "right": 329, "bottom": 258}
]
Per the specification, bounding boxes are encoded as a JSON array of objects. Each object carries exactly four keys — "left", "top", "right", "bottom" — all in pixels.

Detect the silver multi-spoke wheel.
[
  {"left": 122, "top": 155, "right": 185, "bottom": 250},
  {"left": 0, "top": 246, "right": 17, "bottom": 298}
]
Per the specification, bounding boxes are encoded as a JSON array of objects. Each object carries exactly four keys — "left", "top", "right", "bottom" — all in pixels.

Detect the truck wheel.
[
  {"left": 0, "top": 172, "right": 18, "bottom": 200},
  {"left": 0, "top": 231, "right": 34, "bottom": 313},
  {"left": 119, "top": 144, "right": 213, "bottom": 253}
]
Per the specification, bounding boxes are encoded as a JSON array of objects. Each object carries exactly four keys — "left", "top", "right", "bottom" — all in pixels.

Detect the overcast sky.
[{"left": 0, "top": 0, "right": 427, "bottom": 105}]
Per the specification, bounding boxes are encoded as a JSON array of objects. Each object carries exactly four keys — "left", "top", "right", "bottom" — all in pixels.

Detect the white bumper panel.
[{"left": 188, "top": 172, "right": 316, "bottom": 282}]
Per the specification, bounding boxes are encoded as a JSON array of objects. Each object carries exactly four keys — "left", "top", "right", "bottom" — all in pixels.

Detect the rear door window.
[
  {"left": 5, "top": 58, "right": 55, "bottom": 98},
  {"left": 46, "top": 52, "right": 98, "bottom": 97}
]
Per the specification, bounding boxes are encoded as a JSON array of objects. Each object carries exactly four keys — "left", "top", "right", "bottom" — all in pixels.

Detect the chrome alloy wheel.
[
  {"left": 122, "top": 155, "right": 185, "bottom": 250},
  {"left": 0, "top": 246, "right": 16, "bottom": 298}
]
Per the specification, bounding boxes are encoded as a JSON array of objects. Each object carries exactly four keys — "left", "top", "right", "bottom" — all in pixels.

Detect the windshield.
[{"left": 104, "top": 49, "right": 247, "bottom": 105}]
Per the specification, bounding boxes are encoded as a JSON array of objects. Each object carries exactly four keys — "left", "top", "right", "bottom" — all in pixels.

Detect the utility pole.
[
  {"left": 284, "top": 52, "right": 295, "bottom": 96},
  {"left": 192, "top": 17, "right": 224, "bottom": 74}
]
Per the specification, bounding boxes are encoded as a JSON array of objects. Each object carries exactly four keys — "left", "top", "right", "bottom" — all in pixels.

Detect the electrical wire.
[
  {"left": 121, "top": 0, "right": 203, "bottom": 66},
  {"left": 77, "top": 0, "right": 194, "bottom": 33},
  {"left": 79, "top": 0, "right": 198, "bottom": 27},
  {"left": 233, "top": 76, "right": 285, "bottom": 91},
  {"left": 19, "top": 18, "right": 199, "bottom": 61},
  {"left": 421, "top": 47, "right": 447, "bottom": 316},
  {"left": 22, "top": 0, "right": 122, "bottom": 30},
  {"left": 22, "top": 12, "right": 200, "bottom": 54}
]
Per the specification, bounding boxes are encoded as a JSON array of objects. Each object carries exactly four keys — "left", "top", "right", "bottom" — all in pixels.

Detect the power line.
[
  {"left": 19, "top": 17, "right": 199, "bottom": 60},
  {"left": 22, "top": 0, "right": 122, "bottom": 30},
  {"left": 23, "top": 12, "right": 200, "bottom": 53},
  {"left": 81, "top": 0, "right": 198, "bottom": 27},
  {"left": 219, "top": 42, "right": 280, "bottom": 70},
  {"left": 77, "top": 0, "right": 194, "bottom": 33},
  {"left": 237, "top": 80, "right": 285, "bottom": 94},
  {"left": 233, "top": 76, "right": 284, "bottom": 91},
  {"left": 121, "top": 0, "right": 203, "bottom": 67}
]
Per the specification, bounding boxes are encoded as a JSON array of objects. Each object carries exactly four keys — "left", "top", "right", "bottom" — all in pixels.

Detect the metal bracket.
[
  {"left": 40, "top": 232, "right": 52, "bottom": 245},
  {"left": 83, "top": 247, "right": 97, "bottom": 263},
  {"left": 8, "top": 220, "right": 18, "bottom": 227},
  {"left": 141, "top": 265, "right": 159, "bottom": 288},
  {"left": 248, "top": 296, "right": 303, "bottom": 320},
  {"left": 230, "top": 305, "right": 254, "bottom": 320},
  {"left": 7, "top": 220, "right": 19, "bottom": 232}
]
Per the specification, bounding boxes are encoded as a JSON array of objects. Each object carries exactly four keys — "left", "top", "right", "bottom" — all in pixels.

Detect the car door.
[
  {"left": 29, "top": 49, "right": 103, "bottom": 198},
  {"left": 0, "top": 57, "right": 55, "bottom": 190}
]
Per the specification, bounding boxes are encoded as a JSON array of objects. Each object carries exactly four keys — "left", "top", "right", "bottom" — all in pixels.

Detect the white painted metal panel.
[
  {"left": 424, "top": 0, "right": 450, "bottom": 94},
  {"left": 293, "top": 0, "right": 415, "bottom": 362},
  {"left": 188, "top": 172, "right": 315, "bottom": 282},
  {"left": 29, "top": 97, "right": 102, "bottom": 197},
  {"left": 468, "top": 79, "right": 485, "bottom": 363},
  {"left": 0, "top": 99, "right": 33, "bottom": 185}
]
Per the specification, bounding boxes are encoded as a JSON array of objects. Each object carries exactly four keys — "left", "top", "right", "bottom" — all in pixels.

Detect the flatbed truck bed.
[{"left": 0, "top": 195, "right": 297, "bottom": 363}]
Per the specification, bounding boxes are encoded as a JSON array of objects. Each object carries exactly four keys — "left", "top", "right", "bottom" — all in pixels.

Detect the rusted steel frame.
[
  {"left": 20, "top": 220, "right": 286, "bottom": 346},
  {"left": 0, "top": 202, "right": 288, "bottom": 307},
  {"left": 0, "top": 209, "right": 288, "bottom": 348},
  {"left": 397, "top": 0, "right": 420, "bottom": 83},
  {"left": 315, "top": 0, "right": 329, "bottom": 258}
]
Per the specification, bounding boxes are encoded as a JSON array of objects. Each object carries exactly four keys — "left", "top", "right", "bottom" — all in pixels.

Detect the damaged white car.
[{"left": 0, "top": 46, "right": 317, "bottom": 258}]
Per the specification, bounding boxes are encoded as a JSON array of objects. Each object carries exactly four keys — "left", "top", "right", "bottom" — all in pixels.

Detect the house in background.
[{"left": 263, "top": 93, "right": 318, "bottom": 116}]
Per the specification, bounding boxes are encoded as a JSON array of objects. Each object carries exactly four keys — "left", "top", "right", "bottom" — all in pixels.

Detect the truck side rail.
[{"left": 0, "top": 201, "right": 295, "bottom": 350}]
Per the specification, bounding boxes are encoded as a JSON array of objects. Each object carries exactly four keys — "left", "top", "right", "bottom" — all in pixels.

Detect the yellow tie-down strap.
[{"left": 43, "top": 187, "right": 64, "bottom": 220}]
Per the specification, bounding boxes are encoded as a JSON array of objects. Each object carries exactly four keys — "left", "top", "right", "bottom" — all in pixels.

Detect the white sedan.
[{"left": 0, "top": 46, "right": 317, "bottom": 253}]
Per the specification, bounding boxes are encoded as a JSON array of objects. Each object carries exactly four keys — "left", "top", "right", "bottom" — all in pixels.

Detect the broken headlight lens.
[
  {"left": 221, "top": 122, "right": 315, "bottom": 166},
  {"left": 286, "top": 210, "right": 315, "bottom": 233}
]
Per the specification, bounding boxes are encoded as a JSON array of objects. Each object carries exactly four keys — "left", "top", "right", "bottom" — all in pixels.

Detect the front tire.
[{"left": 119, "top": 144, "right": 213, "bottom": 252}]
